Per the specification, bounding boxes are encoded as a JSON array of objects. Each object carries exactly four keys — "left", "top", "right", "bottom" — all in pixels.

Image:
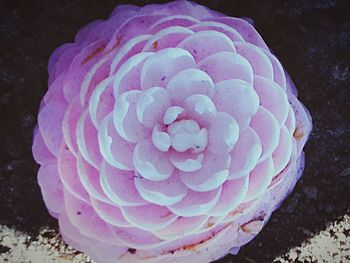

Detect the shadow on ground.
[{"left": 0, "top": 1, "right": 349, "bottom": 262}]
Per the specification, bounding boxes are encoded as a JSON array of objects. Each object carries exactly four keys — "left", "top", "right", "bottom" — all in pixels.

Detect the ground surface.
[{"left": 0, "top": 0, "right": 349, "bottom": 262}]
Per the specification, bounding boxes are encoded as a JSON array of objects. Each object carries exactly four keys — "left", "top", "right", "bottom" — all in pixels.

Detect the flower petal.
[
  {"left": 38, "top": 159, "right": 64, "bottom": 216},
  {"left": 63, "top": 40, "right": 107, "bottom": 102},
  {"left": 148, "top": 15, "right": 200, "bottom": 33},
  {"left": 100, "top": 161, "right": 147, "bottom": 206},
  {"left": 183, "top": 94, "right": 217, "bottom": 126},
  {"left": 244, "top": 157, "right": 274, "bottom": 202},
  {"left": 190, "top": 21, "right": 245, "bottom": 42},
  {"left": 198, "top": 51, "right": 253, "bottom": 84},
  {"left": 57, "top": 145, "right": 89, "bottom": 203},
  {"left": 64, "top": 190, "right": 117, "bottom": 244},
  {"left": 105, "top": 14, "right": 164, "bottom": 53},
  {"left": 154, "top": 215, "right": 209, "bottom": 240},
  {"left": 167, "top": 68, "right": 215, "bottom": 105},
  {"left": 113, "top": 90, "right": 151, "bottom": 143},
  {"left": 235, "top": 42, "right": 274, "bottom": 80},
  {"left": 76, "top": 109, "right": 103, "bottom": 169},
  {"left": 163, "top": 106, "right": 185, "bottom": 125},
  {"left": 121, "top": 204, "right": 177, "bottom": 231},
  {"left": 143, "top": 26, "right": 194, "bottom": 51},
  {"left": 177, "top": 30, "right": 236, "bottom": 62},
  {"left": 152, "top": 124, "right": 171, "bottom": 152},
  {"left": 214, "top": 79, "right": 259, "bottom": 128},
  {"left": 136, "top": 87, "right": 171, "bottom": 128},
  {"left": 89, "top": 76, "right": 115, "bottom": 127},
  {"left": 169, "top": 150, "right": 204, "bottom": 172},
  {"left": 62, "top": 96, "right": 83, "bottom": 156},
  {"left": 141, "top": 48, "right": 196, "bottom": 90},
  {"left": 264, "top": 51, "right": 287, "bottom": 89},
  {"left": 285, "top": 105, "right": 296, "bottom": 135},
  {"left": 254, "top": 76, "right": 289, "bottom": 125},
  {"left": 133, "top": 139, "right": 174, "bottom": 181},
  {"left": 38, "top": 100, "right": 66, "bottom": 157},
  {"left": 110, "top": 34, "right": 152, "bottom": 74},
  {"left": 208, "top": 176, "right": 249, "bottom": 216},
  {"left": 272, "top": 126, "right": 293, "bottom": 176},
  {"left": 134, "top": 171, "right": 187, "bottom": 206},
  {"left": 108, "top": 226, "right": 162, "bottom": 249},
  {"left": 180, "top": 153, "right": 231, "bottom": 192},
  {"left": 80, "top": 56, "right": 110, "bottom": 106},
  {"left": 168, "top": 187, "right": 222, "bottom": 217},
  {"left": 77, "top": 154, "right": 111, "bottom": 204},
  {"left": 90, "top": 197, "right": 130, "bottom": 227},
  {"left": 228, "top": 127, "right": 262, "bottom": 179},
  {"left": 250, "top": 106, "right": 280, "bottom": 161},
  {"left": 207, "top": 17, "right": 269, "bottom": 50},
  {"left": 113, "top": 52, "right": 154, "bottom": 95},
  {"left": 207, "top": 112, "right": 239, "bottom": 155},
  {"left": 32, "top": 129, "right": 54, "bottom": 164},
  {"left": 98, "top": 113, "right": 135, "bottom": 170}
]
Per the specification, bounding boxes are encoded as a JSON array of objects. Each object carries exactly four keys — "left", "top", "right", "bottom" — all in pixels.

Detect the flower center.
[
  {"left": 151, "top": 107, "right": 208, "bottom": 153},
  {"left": 167, "top": 119, "right": 207, "bottom": 153}
]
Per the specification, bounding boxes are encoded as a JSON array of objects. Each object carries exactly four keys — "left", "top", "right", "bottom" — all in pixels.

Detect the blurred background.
[{"left": 0, "top": 0, "right": 349, "bottom": 262}]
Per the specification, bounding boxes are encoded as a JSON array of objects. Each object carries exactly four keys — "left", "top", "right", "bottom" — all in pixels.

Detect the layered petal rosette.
[{"left": 33, "top": 1, "right": 312, "bottom": 262}]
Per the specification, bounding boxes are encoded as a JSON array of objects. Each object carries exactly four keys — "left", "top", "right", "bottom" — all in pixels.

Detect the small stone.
[
  {"left": 302, "top": 186, "right": 318, "bottom": 200},
  {"left": 324, "top": 203, "right": 334, "bottom": 214},
  {"left": 340, "top": 167, "right": 350, "bottom": 177},
  {"left": 21, "top": 114, "right": 34, "bottom": 128},
  {"left": 290, "top": 250, "right": 298, "bottom": 261}
]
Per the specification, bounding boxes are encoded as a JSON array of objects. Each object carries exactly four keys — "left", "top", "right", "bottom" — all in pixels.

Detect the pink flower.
[{"left": 32, "top": 1, "right": 312, "bottom": 262}]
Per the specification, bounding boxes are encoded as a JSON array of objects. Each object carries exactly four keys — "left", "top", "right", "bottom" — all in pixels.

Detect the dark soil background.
[{"left": 0, "top": 0, "right": 349, "bottom": 262}]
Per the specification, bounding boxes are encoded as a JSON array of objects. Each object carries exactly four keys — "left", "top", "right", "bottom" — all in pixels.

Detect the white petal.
[
  {"left": 169, "top": 151, "right": 204, "bottom": 172},
  {"left": 183, "top": 94, "right": 217, "bottom": 126},
  {"left": 244, "top": 157, "right": 274, "bottom": 202},
  {"left": 250, "top": 106, "right": 280, "bottom": 161},
  {"left": 198, "top": 51, "right": 253, "bottom": 84},
  {"left": 177, "top": 30, "right": 236, "bottom": 62},
  {"left": 208, "top": 176, "right": 249, "bottom": 216},
  {"left": 98, "top": 113, "right": 134, "bottom": 170},
  {"left": 136, "top": 87, "right": 171, "bottom": 128},
  {"left": 90, "top": 197, "right": 130, "bottom": 227},
  {"left": 143, "top": 26, "right": 194, "bottom": 51},
  {"left": 190, "top": 21, "right": 245, "bottom": 42},
  {"left": 100, "top": 161, "right": 147, "bottom": 206},
  {"left": 272, "top": 126, "right": 293, "bottom": 176},
  {"left": 133, "top": 139, "right": 174, "bottom": 181},
  {"left": 207, "top": 112, "right": 239, "bottom": 155},
  {"left": 254, "top": 75, "right": 289, "bottom": 125},
  {"left": 163, "top": 106, "right": 185, "bottom": 125},
  {"left": 113, "top": 90, "right": 150, "bottom": 143},
  {"left": 167, "top": 68, "right": 215, "bottom": 105},
  {"left": 168, "top": 187, "right": 222, "bottom": 217},
  {"left": 148, "top": 15, "right": 199, "bottom": 33},
  {"left": 152, "top": 124, "right": 171, "bottom": 152},
  {"left": 180, "top": 153, "right": 231, "bottom": 192},
  {"left": 141, "top": 48, "right": 196, "bottom": 90},
  {"left": 228, "top": 127, "right": 262, "bottom": 179},
  {"left": 113, "top": 52, "right": 154, "bottom": 95},
  {"left": 214, "top": 79, "right": 259, "bottom": 128},
  {"left": 134, "top": 171, "right": 187, "bottom": 206},
  {"left": 206, "top": 17, "right": 269, "bottom": 50},
  {"left": 110, "top": 34, "right": 152, "bottom": 74},
  {"left": 235, "top": 42, "right": 273, "bottom": 80},
  {"left": 121, "top": 204, "right": 177, "bottom": 231}
]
